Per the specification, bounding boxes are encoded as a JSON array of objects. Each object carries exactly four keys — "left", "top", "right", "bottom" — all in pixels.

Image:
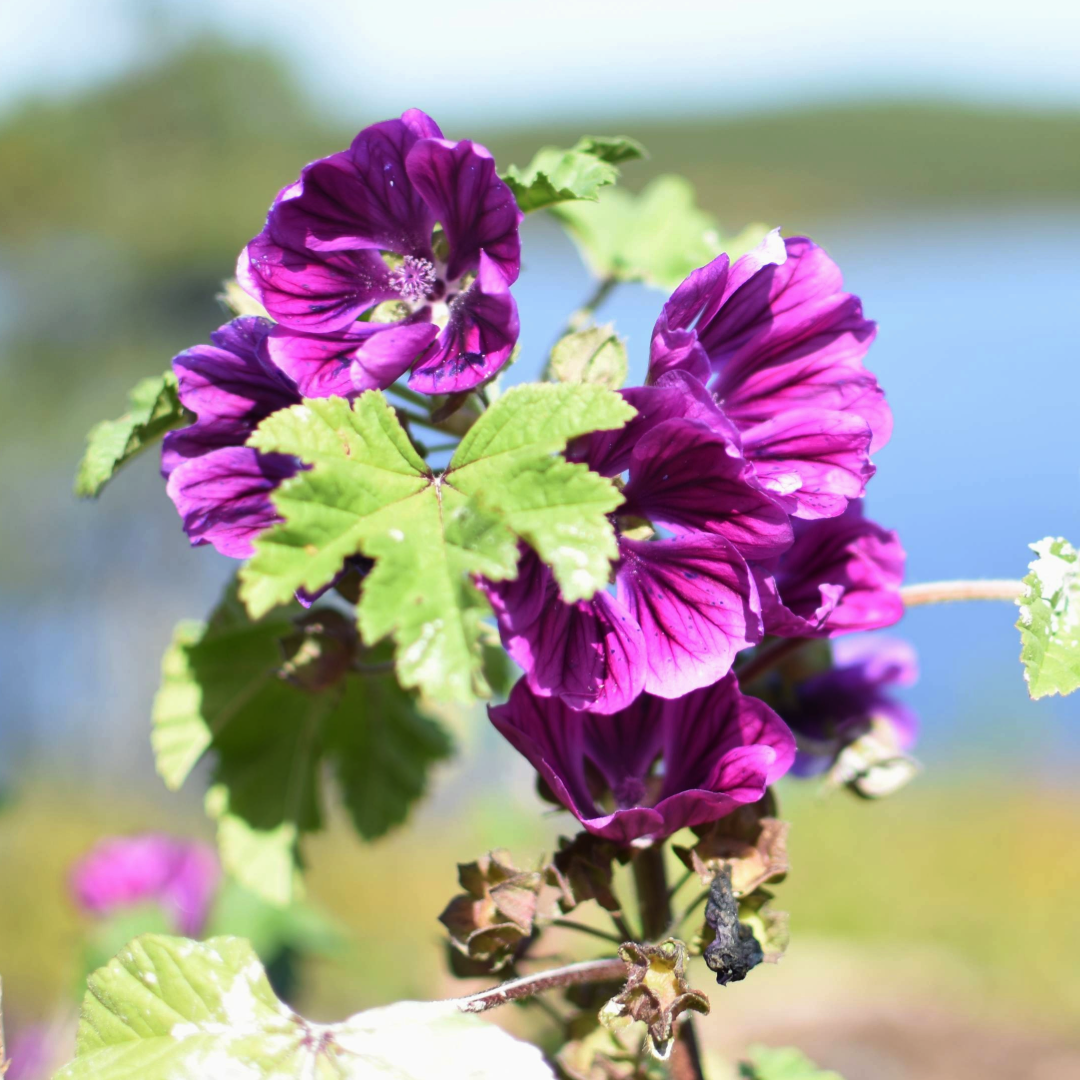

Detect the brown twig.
[
  {"left": 899, "top": 579, "right": 1024, "bottom": 607},
  {"left": 452, "top": 957, "right": 626, "bottom": 1014}
]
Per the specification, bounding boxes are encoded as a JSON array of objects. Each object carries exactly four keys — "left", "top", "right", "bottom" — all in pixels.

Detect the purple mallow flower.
[
  {"left": 487, "top": 386, "right": 793, "bottom": 714},
  {"left": 490, "top": 674, "right": 795, "bottom": 844},
  {"left": 781, "top": 634, "right": 918, "bottom": 776},
  {"left": 71, "top": 834, "right": 221, "bottom": 937},
  {"left": 648, "top": 231, "right": 889, "bottom": 521},
  {"left": 163, "top": 315, "right": 302, "bottom": 559},
  {"left": 754, "top": 503, "right": 905, "bottom": 637},
  {"left": 239, "top": 109, "right": 522, "bottom": 396}
]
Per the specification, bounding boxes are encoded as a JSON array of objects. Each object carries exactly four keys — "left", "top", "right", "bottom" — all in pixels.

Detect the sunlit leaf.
[
  {"left": 74, "top": 370, "right": 189, "bottom": 497},
  {"left": 56, "top": 935, "right": 554, "bottom": 1080},
  {"left": 553, "top": 175, "right": 768, "bottom": 291},
  {"left": 502, "top": 135, "right": 646, "bottom": 213},
  {"left": 240, "top": 387, "right": 633, "bottom": 702}
]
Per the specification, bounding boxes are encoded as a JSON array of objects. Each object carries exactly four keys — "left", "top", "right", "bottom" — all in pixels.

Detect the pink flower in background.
[
  {"left": 70, "top": 835, "right": 220, "bottom": 937},
  {"left": 5, "top": 1025, "right": 55, "bottom": 1080}
]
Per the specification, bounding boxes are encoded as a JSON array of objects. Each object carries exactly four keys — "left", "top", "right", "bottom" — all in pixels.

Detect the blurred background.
[{"left": 1, "top": 2, "right": 1078, "bottom": 1077}]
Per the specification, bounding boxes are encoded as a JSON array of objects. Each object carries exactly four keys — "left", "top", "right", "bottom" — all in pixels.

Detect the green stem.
[
  {"left": 542, "top": 276, "right": 618, "bottom": 379},
  {"left": 670, "top": 888, "right": 710, "bottom": 936},
  {"left": 609, "top": 910, "right": 637, "bottom": 943},
  {"left": 734, "top": 636, "right": 806, "bottom": 688},
  {"left": 632, "top": 843, "right": 671, "bottom": 942},
  {"left": 666, "top": 867, "right": 694, "bottom": 903},
  {"left": 385, "top": 382, "right": 430, "bottom": 408},
  {"left": 549, "top": 918, "right": 625, "bottom": 946},
  {"left": 568, "top": 276, "right": 618, "bottom": 331},
  {"left": 737, "top": 578, "right": 1027, "bottom": 689}
]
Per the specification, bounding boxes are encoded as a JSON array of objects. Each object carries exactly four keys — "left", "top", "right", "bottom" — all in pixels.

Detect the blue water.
[{"left": 1, "top": 209, "right": 1078, "bottom": 787}]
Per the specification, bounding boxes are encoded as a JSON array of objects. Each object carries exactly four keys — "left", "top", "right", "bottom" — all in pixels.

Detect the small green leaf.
[
  {"left": 56, "top": 935, "right": 555, "bottom": 1080},
  {"left": 74, "top": 370, "right": 189, "bottom": 497},
  {"left": 739, "top": 1045, "right": 845, "bottom": 1080},
  {"left": 549, "top": 324, "right": 627, "bottom": 389},
  {"left": 152, "top": 580, "right": 452, "bottom": 903},
  {"left": 1017, "top": 536, "right": 1080, "bottom": 698},
  {"left": 553, "top": 175, "right": 768, "bottom": 291},
  {"left": 502, "top": 135, "right": 646, "bottom": 213},
  {"left": 241, "top": 386, "right": 634, "bottom": 701}
]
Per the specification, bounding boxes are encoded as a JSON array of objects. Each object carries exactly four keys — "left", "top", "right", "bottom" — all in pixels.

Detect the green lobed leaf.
[
  {"left": 548, "top": 324, "right": 627, "bottom": 389},
  {"left": 152, "top": 579, "right": 452, "bottom": 903},
  {"left": 739, "top": 1045, "right": 845, "bottom": 1080},
  {"left": 502, "top": 135, "right": 646, "bottom": 213},
  {"left": 74, "top": 370, "right": 190, "bottom": 497},
  {"left": 553, "top": 175, "right": 769, "bottom": 291},
  {"left": 57, "top": 934, "right": 555, "bottom": 1080},
  {"left": 1016, "top": 536, "right": 1080, "bottom": 699},
  {"left": 240, "top": 386, "right": 634, "bottom": 702}
]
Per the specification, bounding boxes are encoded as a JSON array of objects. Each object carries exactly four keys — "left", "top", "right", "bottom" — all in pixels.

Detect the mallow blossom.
[
  {"left": 163, "top": 315, "right": 302, "bottom": 559},
  {"left": 487, "top": 231, "right": 903, "bottom": 712},
  {"left": 780, "top": 634, "right": 918, "bottom": 776},
  {"left": 71, "top": 834, "right": 221, "bottom": 937},
  {"left": 487, "top": 371, "right": 793, "bottom": 715},
  {"left": 239, "top": 109, "right": 522, "bottom": 396},
  {"left": 648, "top": 230, "right": 890, "bottom": 521},
  {"left": 490, "top": 674, "right": 795, "bottom": 844}
]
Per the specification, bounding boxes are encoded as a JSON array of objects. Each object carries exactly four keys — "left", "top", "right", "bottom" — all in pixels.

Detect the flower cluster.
[
  {"left": 157, "top": 111, "right": 916, "bottom": 846},
  {"left": 161, "top": 110, "right": 522, "bottom": 559},
  {"left": 489, "top": 231, "right": 913, "bottom": 842}
]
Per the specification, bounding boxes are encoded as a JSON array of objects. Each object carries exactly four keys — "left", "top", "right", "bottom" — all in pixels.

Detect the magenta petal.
[
  {"left": 489, "top": 679, "right": 606, "bottom": 824},
  {"left": 485, "top": 550, "right": 646, "bottom": 714},
  {"left": 238, "top": 237, "right": 396, "bottom": 334},
  {"left": 270, "top": 115, "right": 439, "bottom": 256},
  {"left": 267, "top": 319, "right": 438, "bottom": 397},
  {"left": 573, "top": 370, "right": 737, "bottom": 479},
  {"left": 704, "top": 238, "right": 888, "bottom": 449},
  {"left": 162, "top": 317, "right": 299, "bottom": 477},
  {"left": 408, "top": 251, "right": 519, "bottom": 394},
  {"left": 617, "top": 536, "right": 762, "bottom": 698},
  {"left": 741, "top": 407, "right": 874, "bottom": 520},
  {"left": 660, "top": 674, "right": 795, "bottom": 796},
  {"left": 70, "top": 834, "right": 220, "bottom": 937},
  {"left": 758, "top": 503, "right": 905, "bottom": 637},
  {"left": 166, "top": 446, "right": 298, "bottom": 559},
  {"left": 489, "top": 674, "right": 794, "bottom": 843},
  {"left": 647, "top": 317, "right": 711, "bottom": 385},
  {"left": 622, "top": 418, "right": 792, "bottom": 560},
  {"left": 406, "top": 137, "right": 522, "bottom": 284}
]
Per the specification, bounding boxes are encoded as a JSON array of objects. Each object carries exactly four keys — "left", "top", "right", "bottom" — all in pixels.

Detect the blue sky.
[{"left": 3, "top": 0, "right": 1080, "bottom": 122}]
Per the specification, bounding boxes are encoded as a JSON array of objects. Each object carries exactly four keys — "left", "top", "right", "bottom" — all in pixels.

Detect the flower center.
[{"left": 388, "top": 255, "right": 437, "bottom": 302}]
